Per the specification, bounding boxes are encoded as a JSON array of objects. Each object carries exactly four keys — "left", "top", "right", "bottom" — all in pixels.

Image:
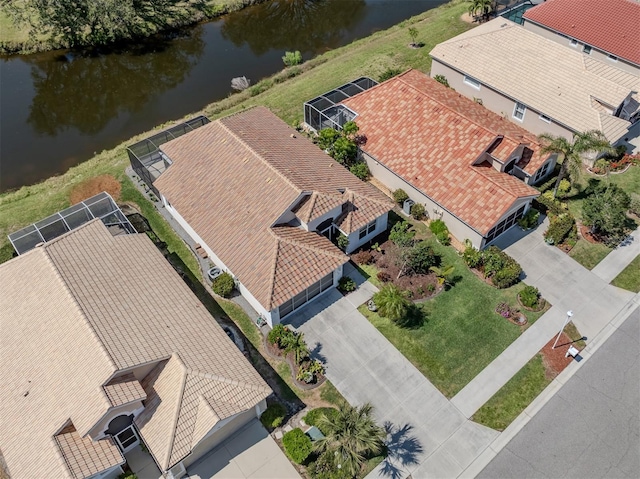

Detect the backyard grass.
[
  {"left": 358, "top": 236, "right": 548, "bottom": 398},
  {"left": 568, "top": 239, "right": 612, "bottom": 270},
  {"left": 472, "top": 354, "right": 550, "bottom": 431},
  {"left": 611, "top": 254, "right": 640, "bottom": 293}
]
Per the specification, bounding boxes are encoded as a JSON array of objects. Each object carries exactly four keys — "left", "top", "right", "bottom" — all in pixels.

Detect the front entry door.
[{"left": 114, "top": 425, "right": 140, "bottom": 453}]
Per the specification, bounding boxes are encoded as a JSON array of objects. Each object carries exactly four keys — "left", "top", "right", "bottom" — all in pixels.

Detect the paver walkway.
[
  {"left": 451, "top": 221, "right": 635, "bottom": 418},
  {"left": 591, "top": 226, "right": 640, "bottom": 283},
  {"left": 285, "top": 264, "right": 498, "bottom": 479}
]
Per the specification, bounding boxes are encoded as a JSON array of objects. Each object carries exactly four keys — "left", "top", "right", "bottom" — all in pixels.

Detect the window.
[
  {"left": 608, "top": 54, "right": 618, "bottom": 62},
  {"left": 570, "top": 39, "right": 578, "bottom": 47},
  {"left": 463, "top": 75, "right": 481, "bottom": 90},
  {"left": 358, "top": 219, "right": 377, "bottom": 239},
  {"left": 513, "top": 102, "right": 526, "bottom": 121},
  {"left": 539, "top": 114, "right": 552, "bottom": 124},
  {"left": 583, "top": 45, "right": 592, "bottom": 54},
  {"left": 533, "top": 162, "right": 550, "bottom": 183},
  {"left": 484, "top": 205, "right": 526, "bottom": 244},
  {"left": 278, "top": 272, "right": 334, "bottom": 318}
]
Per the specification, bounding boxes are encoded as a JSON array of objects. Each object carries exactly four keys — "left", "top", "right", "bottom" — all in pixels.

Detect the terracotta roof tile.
[
  {"left": 523, "top": 0, "right": 640, "bottom": 65},
  {"left": 155, "top": 107, "right": 392, "bottom": 310},
  {"left": 342, "top": 70, "right": 539, "bottom": 234}
]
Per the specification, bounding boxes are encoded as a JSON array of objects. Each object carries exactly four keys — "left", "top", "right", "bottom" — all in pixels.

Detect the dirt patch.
[
  {"left": 69, "top": 174, "right": 121, "bottom": 204},
  {"left": 578, "top": 222, "right": 604, "bottom": 245},
  {"left": 540, "top": 333, "right": 577, "bottom": 380}
]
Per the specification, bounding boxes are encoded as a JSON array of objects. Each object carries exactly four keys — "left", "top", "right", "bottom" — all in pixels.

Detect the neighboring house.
[
  {"left": 522, "top": 0, "right": 640, "bottom": 76},
  {"left": 336, "top": 69, "right": 547, "bottom": 249},
  {"left": 0, "top": 220, "right": 272, "bottom": 479},
  {"left": 430, "top": 18, "right": 640, "bottom": 151},
  {"left": 135, "top": 107, "right": 392, "bottom": 327}
]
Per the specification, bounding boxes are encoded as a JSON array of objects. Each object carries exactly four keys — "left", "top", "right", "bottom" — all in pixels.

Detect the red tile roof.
[
  {"left": 524, "top": 0, "right": 640, "bottom": 65},
  {"left": 342, "top": 70, "right": 540, "bottom": 235}
]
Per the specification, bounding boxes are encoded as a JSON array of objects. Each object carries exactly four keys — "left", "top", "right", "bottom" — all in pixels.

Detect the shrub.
[
  {"left": 352, "top": 249, "right": 373, "bottom": 265},
  {"left": 434, "top": 74, "right": 450, "bottom": 88},
  {"left": 557, "top": 179, "right": 572, "bottom": 196},
  {"left": 406, "top": 241, "right": 440, "bottom": 274},
  {"left": 544, "top": 213, "right": 575, "bottom": 245},
  {"left": 392, "top": 188, "right": 409, "bottom": 205},
  {"left": 117, "top": 474, "right": 137, "bottom": 479},
  {"left": 517, "top": 208, "right": 540, "bottom": 230},
  {"left": 481, "top": 246, "right": 522, "bottom": 288},
  {"left": 495, "top": 302, "right": 513, "bottom": 319},
  {"left": 308, "top": 450, "right": 351, "bottom": 479},
  {"left": 429, "top": 219, "right": 448, "bottom": 235},
  {"left": 389, "top": 221, "right": 415, "bottom": 248},
  {"left": 304, "top": 407, "right": 339, "bottom": 434},
  {"left": 282, "top": 428, "right": 312, "bottom": 464},
  {"left": 462, "top": 245, "right": 482, "bottom": 268},
  {"left": 338, "top": 276, "right": 356, "bottom": 293},
  {"left": 435, "top": 231, "right": 450, "bottom": 246},
  {"left": 282, "top": 50, "right": 303, "bottom": 67},
  {"left": 69, "top": 174, "right": 121, "bottom": 204},
  {"left": 519, "top": 285, "right": 540, "bottom": 308},
  {"left": 535, "top": 191, "right": 566, "bottom": 216},
  {"left": 629, "top": 193, "right": 640, "bottom": 216},
  {"left": 410, "top": 203, "right": 426, "bottom": 220},
  {"left": 379, "top": 67, "right": 403, "bottom": 82},
  {"left": 582, "top": 183, "right": 631, "bottom": 241},
  {"left": 317, "top": 128, "right": 341, "bottom": 150},
  {"left": 260, "top": 403, "right": 286, "bottom": 429},
  {"left": 0, "top": 242, "right": 17, "bottom": 264},
  {"left": 332, "top": 137, "right": 358, "bottom": 165},
  {"left": 349, "top": 162, "right": 370, "bottom": 180},
  {"left": 492, "top": 263, "right": 522, "bottom": 289},
  {"left": 337, "top": 233, "right": 349, "bottom": 251},
  {"left": 211, "top": 272, "right": 234, "bottom": 297},
  {"left": 377, "top": 271, "right": 391, "bottom": 282},
  {"left": 267, "top": 324, "right": 294, "bottom": 348},
  {"left": 373, "top": 284, "right": 411, "bottom": 323}
]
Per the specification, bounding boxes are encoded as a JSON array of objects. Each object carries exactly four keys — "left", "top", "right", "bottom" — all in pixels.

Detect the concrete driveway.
[
  {"left": 284, "top": 265, "right": 498, "bottom": 479},
  {"left": 185, "top": 420, "right": 300, "bottom": 479}
]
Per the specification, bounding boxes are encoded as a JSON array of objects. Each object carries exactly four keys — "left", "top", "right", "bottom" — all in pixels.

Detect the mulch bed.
[
  {"left": 370, "top": 240, "right": 440, "bottom": 301},
  {"left": 540, "top": 333, "right": 578, "bottom": 380},
  {"left": 578, "top": 223, "right": 604, "bottom": 245},
  {"left": 263, "top": 337, "right": 325, "bottom": 390}
]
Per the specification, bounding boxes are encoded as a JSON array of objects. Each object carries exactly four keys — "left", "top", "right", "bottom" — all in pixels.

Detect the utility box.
[{"left": 403, "top": 198, "right": 415, "bottom": 215}]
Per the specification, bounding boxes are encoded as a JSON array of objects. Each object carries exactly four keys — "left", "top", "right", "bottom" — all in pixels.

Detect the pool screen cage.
[
  {"left": 127, "top": 115, "right": 210, "bottom": 195},
  {"left": 304, "top": 77, "right": 377, "bottom": 132},
  {"left": 8, "top": 192, "right": 137, "bottom": 255}
]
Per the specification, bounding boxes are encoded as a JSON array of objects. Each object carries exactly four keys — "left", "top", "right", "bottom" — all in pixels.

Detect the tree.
[
  {"left": 582, "top": 183, "right": 630, "bottom": 242},
  {"left": 538, "top": 130, "right": 613, "bottom": 198},
  {"left": 315, "top": 403, "right": 385, "bottom": 478},
  {"left": 373, "top": 285, "right": 411, "bottom": 322},
  {"left": 430, "top": 264, "right": 455, "bottom": 286},
  {"left": 283, "top": 331, "right": 310, "bottom": 365},
  {"left": 408, "top": 27, "right": 418, "bottom": 47},
  {"left": 406, "top": 241, "right": 439, "bottom": 274},
  {"left": 389, "top": 221, "right": 415, "bottom": 248},
  {"left": 5, "top": 0, "right": 207, "bottom": 48},
  {"left": 467, "top": 0, "right": 495, "bottom": 21}
]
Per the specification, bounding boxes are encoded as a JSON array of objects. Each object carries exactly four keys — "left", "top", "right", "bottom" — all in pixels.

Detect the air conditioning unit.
[{"left": 403, "top": 199, "right": 415, "bottom": 215}]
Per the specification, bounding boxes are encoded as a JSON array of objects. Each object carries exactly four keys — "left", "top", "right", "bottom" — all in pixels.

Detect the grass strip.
[{"left": 611, "top": 254, "right": 640, "bottom": 293}]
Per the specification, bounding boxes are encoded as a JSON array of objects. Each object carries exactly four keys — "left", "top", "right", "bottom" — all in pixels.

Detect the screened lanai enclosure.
[
  {"left": 304, "top": 77, "right": 377, "bottom": 132},
  {"left": 8, "top": 192, "right": 136, "bottom": 255},
  {"left": 127, "top": 115, "right": 210, "bottom": 194}
]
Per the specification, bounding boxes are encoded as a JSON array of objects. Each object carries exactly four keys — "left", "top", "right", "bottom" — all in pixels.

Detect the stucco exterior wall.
[
  {"left": 362, "top": 152, "right": 485, "bottom": 248},
  {"left": 522, "top": 21, "right": 640, "bottom": 75},
  {"left": 429, "top": 61, "right": 575, "bottom": 140},
  {"left": 345, "top": 213, "right": 388, "bottom": 254},
  {"left": 89, "top": 403, "right": 145, "bottom": 440}
]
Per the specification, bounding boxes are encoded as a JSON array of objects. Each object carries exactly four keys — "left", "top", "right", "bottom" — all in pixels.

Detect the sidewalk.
[{"left": 591, "top": 226, "right": 640, "bottom": 283}]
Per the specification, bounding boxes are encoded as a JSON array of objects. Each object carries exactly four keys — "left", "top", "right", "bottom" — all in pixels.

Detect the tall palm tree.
[
  {"left": 315, "top": 403, "right": 385, "bottom": 477},
  {"left": 538, "top": 130, "right": 613, "bottom": 198},
  {"left": 468, "top": 0, "right": 495, "bottom": 21}
]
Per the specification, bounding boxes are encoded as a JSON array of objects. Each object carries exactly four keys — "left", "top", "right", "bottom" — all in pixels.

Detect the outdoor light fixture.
[{"left": 552, "top": 310, "right": 574, "bottom": 349}]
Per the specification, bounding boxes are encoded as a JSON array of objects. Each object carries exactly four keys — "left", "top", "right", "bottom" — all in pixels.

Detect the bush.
[
  {"left": 337, "top": 233, "right": 349, "bottom": 251},
  {"left": 338, "top": 276, "right": 356, "bottom": 293},
  {"left": 462, "top": 245, "right": 482, "bottom": 268},
  {"left": 260, "top": 403, "right": 286, "bottom": 429},
  {"left": 481, "top": 246, "right": 522, "bottom": 288},
  {"left": 435, "top": 231, "right": 450, "bottom": 246},
  {"left": 211, "top": 272, "right": 235, "bottom": 297},
  {"left": 629, "top": 193, "right": 640, "bottom": 216},
  {"left": 267, "top": 324, "right": 294, "bottom": 348},
  {"left": 557, "top": 179, "right": 571, "bottom": 196},
  {"left": 308, "top": 450, "right": 351, "bottom": 479},
  {"left": 117, "top": 474, "right": 137, "bottom": 479},
  {"left": 389, "top": 221, "right": 415, "bottom": 248},
  {"left": 377, "top": 271, "right": 391, "bottom": 282},
  {"left": 392, "top": 188, "right": 409, "bottom": 205},
  {"left": 517, "top": 208, "right": 540, "bottom": 230},
  {"left": 519, "top": 285, "right": 540, "bottom": 308},
  {"left": 69, "top": 174, "right": 121, "bottom": 204},
  {"left": 349, "top": 162, "right": 370, "bottom": 180},
  {"left": 373, "top": 284, "right": 411, "bottom": 323},
  {"left": 282, "top": 50, "right": 303, "bottom": 67},
  {"left": 304, "top": 407, "right": 339, "bottom": 435},
  {"left": 434, "top": 74, "right": 450, "bottom": 88},
  {"left": 282, "top": 428, "right": 312, "bottom": 464},
  {"left": 407, "top": 241, "right": 440, "bottom": 274},
  {"left": 544, "top": 213, "right": 575, "bottom": 245},
  {"left": 352, "top": 249, "right": 373, "bottom": 265},
  {"left": 379, "top": 67, "right": 403, "bottom": 82},
  {"left": 410, "top": 203, "right": 426, "bottom": 220},
  {"left": 429, "top": 219, "right": 448, "bottom": 235},
  {"left": 535, "top": 191, "right": 566, "bottom": 216},
  {"left": 492, "top": 263, "right": 522, "bottom": 289}
]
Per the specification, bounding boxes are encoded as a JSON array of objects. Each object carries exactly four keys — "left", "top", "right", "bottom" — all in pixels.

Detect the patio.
[{"left": 125, "top": 445, "right": 162, "bottom": 479}]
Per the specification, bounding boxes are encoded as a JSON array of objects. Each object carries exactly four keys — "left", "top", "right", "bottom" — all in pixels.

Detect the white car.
[{"left": 207, "top": 266, "right": 223, "bottom": 282}]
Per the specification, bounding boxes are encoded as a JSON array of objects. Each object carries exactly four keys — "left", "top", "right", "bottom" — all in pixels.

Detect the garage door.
[{"left": 278, "top": 272, "right": 334, "bottom": 318}]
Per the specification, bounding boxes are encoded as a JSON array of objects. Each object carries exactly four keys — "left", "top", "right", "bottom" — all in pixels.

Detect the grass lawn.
[
  {"left": 568, "top": 238, "right": 611, "bottom": 270},
  {"left": 472, "top": 354, "right": 549, "bottom": 431},
  {"left": 359, "top": 235, "right": 548, "bottom": 398},
  {"left": 611, "top": 254, "right": 640, "bottom": 293}
]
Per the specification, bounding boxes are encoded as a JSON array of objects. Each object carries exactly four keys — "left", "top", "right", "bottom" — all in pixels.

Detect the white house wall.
[
  {"left": 429, "top": 61, "right": 575, "bottom": 141},
  {"left": 362, "top": 152, "right": 485, "bottom": 248},
  {"left": 346, "top": 213, "right": 388, "bottom": 254},
  {"left": 89, "top": 402, "right": 145, "bottom": 440}
]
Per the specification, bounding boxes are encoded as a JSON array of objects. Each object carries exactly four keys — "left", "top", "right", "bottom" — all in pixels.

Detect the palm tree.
[
  {"left": 468, "top": 0, "right": 495, "bottom": 22},
  {"left": 372, "top": 284, "right": 411, "bottom": 323},
  {"left": 283, "top": 331, "right": 309, "bottom": 365},
  {"left": 430, "top": 264, "right": 455, "bottom": 286},
  {"left": 315, "top": 403, "right": 385, "bottom": 477},
  {"left": 538, "top": 130, "right": 613, "bottom": 198}
]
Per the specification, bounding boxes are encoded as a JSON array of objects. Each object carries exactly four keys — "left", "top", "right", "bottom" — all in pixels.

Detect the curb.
[{"left": 460, "top": 292, "right": 640, "bottom": 478}]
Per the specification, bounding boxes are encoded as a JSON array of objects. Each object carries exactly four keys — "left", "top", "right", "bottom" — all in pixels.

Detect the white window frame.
[
  {"left": 513, "top": 102, "right": 526, "bottom": 122},
  {"left": 463, "top": 75, "right": 481, "bottom": 90},
  {"left": 539, "top": 114, "right": 552, "bottom": 124},
  {"left": 583, "top": 45, "right": 592, "bottom": 54}
]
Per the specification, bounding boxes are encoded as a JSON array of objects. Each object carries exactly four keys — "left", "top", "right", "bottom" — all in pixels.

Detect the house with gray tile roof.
[{"left": 0, "top": 219, "right": 271, "bottom": 479}]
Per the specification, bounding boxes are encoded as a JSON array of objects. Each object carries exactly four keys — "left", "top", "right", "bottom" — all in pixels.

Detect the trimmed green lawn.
[
  {"left": 611, "top": 254, "right": 640, "bottom": 293},
  {"left": 568, "top": 238, "right": 612, "bottom": 270},
  {"left": 359, "top": 236, "right": 548, "bottom": 398},
  {"left": 472, "top": 354, "right": 550, "bottom": 431}
]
